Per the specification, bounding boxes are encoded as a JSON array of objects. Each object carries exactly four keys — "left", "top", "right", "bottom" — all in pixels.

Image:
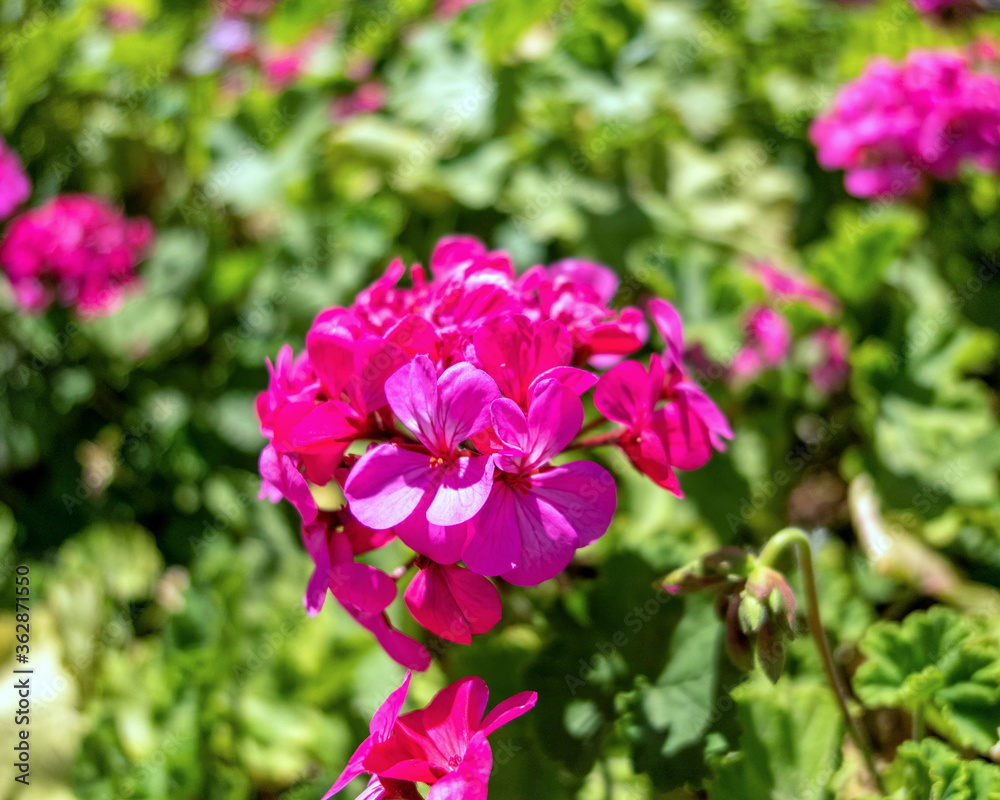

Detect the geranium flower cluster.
[
  {"left": 810, "top": 46, "right": 1000, "bottom": 199},
  {"left": 325, "top": 671, "right": 536, "bottom": 800},
  {"left": 0, "top": 194, "right": 153, "bottom": 317},
  {"left": 257, "top": 236, "right": 731, "bottom": 669},
  {"left": 689, "top": 261, "right": 849, "bottom": 395}
]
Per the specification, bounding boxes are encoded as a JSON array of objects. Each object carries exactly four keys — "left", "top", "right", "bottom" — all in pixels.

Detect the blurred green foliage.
[{"left": 1, "top": 0, "right": 999, "bottom": 798}]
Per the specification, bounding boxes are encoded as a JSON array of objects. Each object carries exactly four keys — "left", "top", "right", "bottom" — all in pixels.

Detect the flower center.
[
  {"left": 447, "top": 755, "right": 463, "bottom": 769},
  {"left": 501, "top": 471, "right": 532, "bottom": 495}
]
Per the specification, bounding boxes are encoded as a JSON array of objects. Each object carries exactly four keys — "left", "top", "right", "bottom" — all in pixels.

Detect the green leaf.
[
  {"left": 854, "top": 606, "right": 1000, "bottom": 755},
  {"left": 639, "top": 594, "right": 722, "bottom": 757},
  {"left": 709, "top": 677, "right": 843, "bottom": 800},
  {"left": 879, "top": 738, "right": 1000, "bottom": 800}
]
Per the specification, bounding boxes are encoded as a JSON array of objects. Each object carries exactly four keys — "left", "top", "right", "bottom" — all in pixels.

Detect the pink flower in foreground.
[
  {"left": 325, "top": 672, "right": 536, "bottom": 800},
  {"left": 257, "top": 237, "right": 729, "bottom": 665},
  {"left": 465, "top": 380, "right": 616, "bottom": 585},
  {"left": 0, "top": 138, "right": 31, "bottom": 221},
  {"left": 404, "top": 559, "right": 502, "bottom": 644},
  {"left": 0, "top": 194, "right": 153, "bottom": 316},
  {"left": 344, "top": 355, "right": 500, "bottom": 562},
  {"left": 810, "top": 47, "right": 1000, "bottom": 199}
]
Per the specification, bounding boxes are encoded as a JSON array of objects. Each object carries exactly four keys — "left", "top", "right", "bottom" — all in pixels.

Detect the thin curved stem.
[{"left": 759, "top": 528, "right": 887, "bottom": 795}]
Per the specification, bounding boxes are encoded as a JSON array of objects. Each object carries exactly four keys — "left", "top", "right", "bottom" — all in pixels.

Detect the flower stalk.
[{"left": 758, "top": 528, "right": 886, "bottom": 794}]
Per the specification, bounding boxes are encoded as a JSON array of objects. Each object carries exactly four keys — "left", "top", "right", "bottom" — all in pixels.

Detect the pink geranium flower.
[
  {"left": 344, "top": 355, "right": 500, "bottom": 561},
  {"left": 0, "top": 137, "right": 31, "bottom": 221},
  {"left": 463, "top": 380, "right": 616, "bottom": 585},
  {"left": 256, "top": 237, "right": 730, "bottom": 665},
  {"left": 302, "top": 510, "right": 429, "bottom": 671},
  {"left": 325, "top": 672, "right": 537, "bottom": 800},
  {"left": 810, "top": 47, "right": 1000, "bottom": 199},
  {"left": 594, "top": 299, "right": 732, "bottom": 494},
  {"left": 404, "top": 559, "right": 502, "bottom": 644},
  {"left": 0, "top": 194, "right": 152, "bottom": 316}
]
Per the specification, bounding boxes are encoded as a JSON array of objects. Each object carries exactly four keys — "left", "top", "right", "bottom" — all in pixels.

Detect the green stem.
[{"left": 759, "top": 528, "right": 887, "bottom": 795}]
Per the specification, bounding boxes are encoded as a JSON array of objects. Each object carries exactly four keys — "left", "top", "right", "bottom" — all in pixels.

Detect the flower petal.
[
  {"left": 461, "top": 482, "right": 522, "bottom": 578},
  {"left": 385, "top": 355, "right": 441, "bottom": 451},
  {"left": 344, "top": 444, "right": 437, "bottom": 530},
  {"left": 350, "top": 610, "right": 432, "bottom": 672},
  {"left": 259, "top": 445, "right": 317, "bottom": 524},
  {"left": 404, "top": 566, "right": 472, "bottom": 644},
  {"left": 441, "top": 565, "right": 502, "bottom": 636},
  {"left": 330, "top": 560, "right": 397, "bottom": 614},
  {"left": 436, "top": 362, "right": 501, "bottom": 450},
  {"left": 301, "top": 521, "right": 332, "bottom": 616},
  {"left": 370, "top": 671, "right": 411, "bottom": 740},
  {"left": 394, "top": 499, "right": 469, "bottom": 565},
  {"left": 479, "top": 691, "right": 538, "bottom": 736},
  {"left": 501, "top": 461, "right": 616, "bottom": 585},
  {"left": 426, "top": 455, "right": 494, "bottom": 527}
]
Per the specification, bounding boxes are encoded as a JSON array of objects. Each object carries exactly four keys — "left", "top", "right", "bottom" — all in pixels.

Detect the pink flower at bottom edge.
[{"left": 326, "top": 671, "right": 537, "bottom": 799}]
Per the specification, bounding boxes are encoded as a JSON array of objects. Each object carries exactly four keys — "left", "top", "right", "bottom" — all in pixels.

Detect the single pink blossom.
[
  {"left": 344, "top": 356, "right": 500, "bottom": 556},
  {"left": 0, "top": 138, "right": 31, "bottom": 221},
  {"left": 463, "top": 380, "right": 616, "bottom": 584},
  {"left": 325, "top": 672, "right": 536, "bottom": 800},
  {"left": 404, "top": 559, "right": 502, "bottom": 644}
]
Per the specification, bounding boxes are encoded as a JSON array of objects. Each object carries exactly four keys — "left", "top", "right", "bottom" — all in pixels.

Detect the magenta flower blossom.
[
  {"left": 594, "top": 299, "right": 732, "bottom": 494},
  {"left": 810, "top": 47, "right": 1000, "bottom": 199},
  {"left": 0, "top": 137, "right": 30, "bottom": 221},
  {"left": 325, "top": 672, "right": 537, "bottom": 800},
  {"left": 465, "top": 380, "right": 616, "bottom": 585},
  {"left": 404, "top": 559, "right": 502, "bottom": 644},
  {"left": 0, "top": 194, "right": 153, "bottom": 316},
  {"left": 257, "top": 237, "right": 729, "bottom": 665},
  {"left": 344, "top": 356, "right": 500, "bottom": 559}
]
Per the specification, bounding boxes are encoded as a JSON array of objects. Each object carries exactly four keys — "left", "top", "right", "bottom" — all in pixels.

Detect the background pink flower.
[{"left": 0, "top": 193, "right": 153, "bottom": 316}]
